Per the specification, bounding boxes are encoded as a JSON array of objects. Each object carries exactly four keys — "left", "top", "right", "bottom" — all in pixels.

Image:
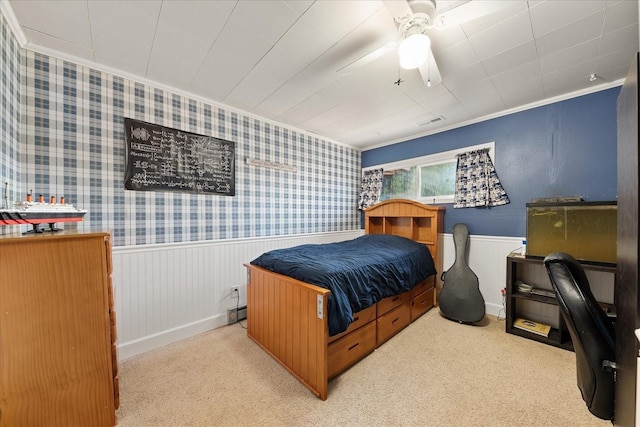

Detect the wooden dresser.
[{"left": 0, "top": 232, "right": 118, "bottom": 426}]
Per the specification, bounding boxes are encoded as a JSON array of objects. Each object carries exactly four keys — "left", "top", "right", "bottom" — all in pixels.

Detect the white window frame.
[{"left": 363, "top": 142, "right": 495, "bottom": 204}]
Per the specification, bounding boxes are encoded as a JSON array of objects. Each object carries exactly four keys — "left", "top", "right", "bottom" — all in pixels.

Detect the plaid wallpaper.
[
  {"left": 0, "top": 12, "right": 21, "bottom": 219},
  {"left": 1, "top": 12, "right": 361, "bottom": 245}
]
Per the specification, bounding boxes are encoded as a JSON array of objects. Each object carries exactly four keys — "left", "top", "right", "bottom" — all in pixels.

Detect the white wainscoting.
[
  {"left": 113, "top": 231, "right": 523, "bottom": 360},
  {"left": 112, "top": 230, "right": 363, "bottom": 360}
]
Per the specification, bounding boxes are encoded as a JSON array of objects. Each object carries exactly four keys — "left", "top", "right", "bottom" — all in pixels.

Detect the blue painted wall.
[{"left": 362, "top": 88, "right": 620, "bottom": 237}]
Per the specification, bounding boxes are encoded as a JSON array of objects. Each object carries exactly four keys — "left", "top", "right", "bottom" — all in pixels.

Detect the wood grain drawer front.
[
  {"left": 377, "top": 290, "right": 411, "bottom": 316},
  {"left": 328, "top": 304, "right": 377, "bottom": 344},
  {"left": 411, "top": 275, "right": 435, "bottom": 298},
  {"left": 328, "top": 321, "right": 376, "bottom": 379},
  {"left": 377, "top": 301, "right": 411, "bottom": 346},
  {"left": 411, "top": 287, "right": 435, "bottom": 321}
]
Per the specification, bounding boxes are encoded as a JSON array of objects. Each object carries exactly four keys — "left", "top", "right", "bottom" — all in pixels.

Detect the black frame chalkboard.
[{"left": 124, "top": 118, "right": 235, "bottom": 196}]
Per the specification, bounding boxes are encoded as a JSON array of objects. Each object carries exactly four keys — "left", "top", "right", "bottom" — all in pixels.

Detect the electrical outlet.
[{"left": 231, "top": 287, "right": 239, "bottom": 298}]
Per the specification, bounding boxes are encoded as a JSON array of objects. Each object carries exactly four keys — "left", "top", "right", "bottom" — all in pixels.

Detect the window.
[
  {"left": 420, "top": 160, "right": 456, "bottom": 198},
  {"left": 380, "top": 167, "right": 417, "bottom": 200},
  {"left": 364, "top": 142, "right": 494, "bottom": 204}
]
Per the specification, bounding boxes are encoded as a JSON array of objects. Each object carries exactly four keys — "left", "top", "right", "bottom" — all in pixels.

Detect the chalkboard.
[{"left": 124, "top": 118, "right": 235, "bottom": 196}]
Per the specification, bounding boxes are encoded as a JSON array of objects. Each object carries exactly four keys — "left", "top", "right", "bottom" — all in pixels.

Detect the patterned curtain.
[
  {"left": 454, "top": 149, "right": 510, "bottom": 208},
  {"left": 358, "top": 168, "right": 383, "bottom": 210}
]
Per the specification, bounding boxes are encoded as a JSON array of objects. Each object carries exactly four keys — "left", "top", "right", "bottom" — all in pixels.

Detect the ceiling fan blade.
[
  {"left": 418, "top": 50, "right": 441, "bottom": 87},
  {"left": 382, "top": 0, "right": 413, "bottom": 22},
  {"left": 436, "top": 0, "right": 513, "bottom": 28},
  {"left": 337, "top": 41, "right": 397, "bottom": 75}
]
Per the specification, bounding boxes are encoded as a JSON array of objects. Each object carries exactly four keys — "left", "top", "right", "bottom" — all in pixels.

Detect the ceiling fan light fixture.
[{"left": 398, "top": 33, "right": 431, "bottom": 70}]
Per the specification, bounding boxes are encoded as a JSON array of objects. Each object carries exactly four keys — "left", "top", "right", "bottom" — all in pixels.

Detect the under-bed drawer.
[
  {"left": 377, "top": 290, "right": 411, "bottom": 316},
  {"left": 328, "top": 321, "right": 377, "bottom": 379},
  {"left": 411, "top": 275, "right": 435, "bottom": 298},
  {"left": 376, "top": 301, "right": 411, "bottom": 346},
  {"left": 411, "top": 287, "right": 435, "bottom": 321},
  {"left": 328, "top": 304, "right": 377, "bottom": 344}
]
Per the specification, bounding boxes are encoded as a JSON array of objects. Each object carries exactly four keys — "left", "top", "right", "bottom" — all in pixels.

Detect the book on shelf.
[
  {"left": 529, "top": 287, "right": 556, "bottom": 298},
  {"left": 513, "top": 318, "right": 551, "bottom": 337}
]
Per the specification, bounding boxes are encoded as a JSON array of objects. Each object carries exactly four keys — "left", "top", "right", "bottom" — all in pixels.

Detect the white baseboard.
[{"left": 118, "top": 314, "right": 228, "bottom": 360}]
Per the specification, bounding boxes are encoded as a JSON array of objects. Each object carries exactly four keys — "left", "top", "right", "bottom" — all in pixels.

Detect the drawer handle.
[
  {"left": 392, "top": 317, "right": 400, "bottom": 324},
  {"left": 353, "top": 316, "right": 359, "bottom": 322},
  {"left": 348, "top": 342, "right": 360, "bottom": 351}
]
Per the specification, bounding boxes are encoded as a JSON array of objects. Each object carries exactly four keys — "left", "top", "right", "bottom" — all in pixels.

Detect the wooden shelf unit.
[{"left": 505, "top": 254, "right": 615, "bottom": 351}]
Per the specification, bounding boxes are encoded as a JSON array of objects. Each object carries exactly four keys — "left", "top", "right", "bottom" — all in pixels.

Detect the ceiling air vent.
[{"left": 416, "top": 115, "right": 445, "bottom": 127}]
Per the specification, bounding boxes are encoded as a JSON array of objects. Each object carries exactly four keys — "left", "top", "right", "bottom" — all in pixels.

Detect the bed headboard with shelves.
[{"left": 364, "top": 199, "right": 445, "bottom": 271}]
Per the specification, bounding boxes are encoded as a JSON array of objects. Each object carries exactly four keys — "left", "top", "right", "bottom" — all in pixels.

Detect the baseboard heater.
[{"left": 227, "top": 305, "right": 247, "bottom": 325}]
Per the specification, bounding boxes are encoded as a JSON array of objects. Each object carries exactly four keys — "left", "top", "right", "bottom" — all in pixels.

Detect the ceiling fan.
[{"left": 338, "top": 0, "right": 511, "bottom": 88}]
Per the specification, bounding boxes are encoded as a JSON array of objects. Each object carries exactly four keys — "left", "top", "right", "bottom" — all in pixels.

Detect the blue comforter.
[{"left": 250, "top": 234, "right": 436, "bottom": 336}]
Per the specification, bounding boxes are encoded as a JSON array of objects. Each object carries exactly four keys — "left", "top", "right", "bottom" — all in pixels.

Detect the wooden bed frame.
[{"left": 245, "top": 199, "right": 445, "bottom": 400}]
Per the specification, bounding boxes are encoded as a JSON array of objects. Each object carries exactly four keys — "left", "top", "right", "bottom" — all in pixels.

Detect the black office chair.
[{"left": 543, "top": 252, "right": 616, "bottom": 421}]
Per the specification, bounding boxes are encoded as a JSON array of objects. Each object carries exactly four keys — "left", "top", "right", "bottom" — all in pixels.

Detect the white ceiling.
[{"left": 4, "top": 0, "right": 639, "bottom": 149}]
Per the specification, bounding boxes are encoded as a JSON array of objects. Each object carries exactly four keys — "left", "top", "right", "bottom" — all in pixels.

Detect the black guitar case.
[{"left": 439, "top": 223, "right": 485, "bottom": 323}]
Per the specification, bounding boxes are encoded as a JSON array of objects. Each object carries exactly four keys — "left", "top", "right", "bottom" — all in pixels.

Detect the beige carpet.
[{"left": 115, "top": 309, "right": 611, "bottom": 426}]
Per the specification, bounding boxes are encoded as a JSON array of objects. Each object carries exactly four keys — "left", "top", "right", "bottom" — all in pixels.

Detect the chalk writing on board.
[{"left": 124, "top": 118, "right": 235, "bottom": 196}]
